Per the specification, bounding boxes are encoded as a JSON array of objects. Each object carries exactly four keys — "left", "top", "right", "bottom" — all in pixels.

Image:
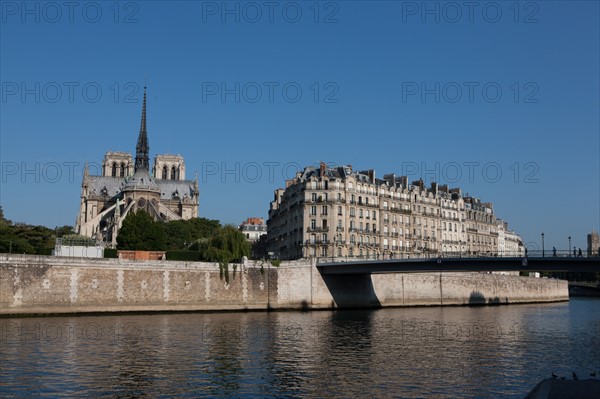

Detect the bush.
[
  {"left": 104, "top": 248, "right": 118, "bottom": 258},
  {"left": 166, "top": 250, "right": 202, "bottom": 261},
  {"left": 37, "top": 247, "right": 53, "bottom": 256}
]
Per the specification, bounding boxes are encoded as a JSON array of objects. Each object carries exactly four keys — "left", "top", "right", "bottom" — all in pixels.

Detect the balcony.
[
  {"left": 307, "top": 227, "right": 329, "bottom": 233},
  {"left": 390, "top": 207, "right": 408, "bottom": 214},
  {"left": 336, "top": 227, "right": 344, "bottom": 232}
]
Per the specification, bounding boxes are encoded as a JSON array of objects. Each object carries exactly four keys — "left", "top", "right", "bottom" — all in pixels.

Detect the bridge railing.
[{"left": 315, "top": 249, "right": 599, "bottom": 264}]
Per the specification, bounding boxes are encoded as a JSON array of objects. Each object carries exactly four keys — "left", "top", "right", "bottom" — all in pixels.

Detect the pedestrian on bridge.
[
  {"left": 578, "top": 248, "right": 583, "bottom": 257},
  {"left": 553, "top": 247, "right": 557, "bottom": 257}
]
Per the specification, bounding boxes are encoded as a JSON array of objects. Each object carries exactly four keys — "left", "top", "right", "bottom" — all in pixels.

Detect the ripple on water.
[{"left": 1, "top": 299, "right": 599, "bottom": 398}]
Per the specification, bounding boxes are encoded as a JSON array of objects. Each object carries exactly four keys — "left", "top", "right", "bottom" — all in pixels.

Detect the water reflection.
[{"left": 1, "top": 299, "right": 598, "bottom": 398}]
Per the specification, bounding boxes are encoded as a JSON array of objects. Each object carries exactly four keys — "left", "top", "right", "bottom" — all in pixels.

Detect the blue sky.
[{"left": 1, "top": 1, "right": 598, "bottom": 251}]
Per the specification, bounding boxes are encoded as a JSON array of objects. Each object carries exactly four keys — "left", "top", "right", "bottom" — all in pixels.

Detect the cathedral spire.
[{"left": 135, "top": 86, "right": 149, "bottom": 172}]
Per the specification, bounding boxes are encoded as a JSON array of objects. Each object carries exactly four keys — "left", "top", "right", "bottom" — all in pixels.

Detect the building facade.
[
  {"left": 267, "top": 163, "right": 518, "bottom": 260},
  {"left": 239, "top": 217, "right": 268, "bottom": 243},
  {"left": 75, "top": 88, "right": 199, "bottom": 246},
  {"left": 497, "top": 219, "right": 525, "bottom": 257}
]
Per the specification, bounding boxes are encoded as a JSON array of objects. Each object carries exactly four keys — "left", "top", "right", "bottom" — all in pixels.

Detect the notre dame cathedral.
[{"left": 75, "top": 87, "right": 199, "bottom": 246}]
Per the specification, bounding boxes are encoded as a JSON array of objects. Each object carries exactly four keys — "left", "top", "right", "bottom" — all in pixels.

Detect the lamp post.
[
  {"left": 568, "top": 236, "right": 571, "bottom": 257},
  {"left": 541, "top": 232, "right": 545, "bottom": 258}
]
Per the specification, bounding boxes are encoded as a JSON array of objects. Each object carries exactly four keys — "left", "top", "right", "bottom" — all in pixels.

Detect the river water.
[{"left": 1, "top": 298, "right": 599, "bottom": 398}]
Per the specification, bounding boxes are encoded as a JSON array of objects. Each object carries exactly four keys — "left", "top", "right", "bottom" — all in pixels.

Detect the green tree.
[
  {"left": 55, "top": 225, "right": 75, "bottom": 237},
  {"left": 205, "top": 225, "right": 250, "bottom": 263},
  {"left": 0, "top": 205, "right": 9, "bottom": 226},
  {"left": 251, "top": 235, "right": 268, "bottom": 259},
  {"left": 117, "top": 210, "right": 166, "bottom": 251},
  {"left": 164, "top": 217, "right": 222, "bottom": 250}
]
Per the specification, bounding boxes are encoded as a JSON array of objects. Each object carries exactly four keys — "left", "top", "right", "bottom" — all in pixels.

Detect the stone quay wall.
[{"left": 0, "top": 254, "right": 568, "bottom": 316}]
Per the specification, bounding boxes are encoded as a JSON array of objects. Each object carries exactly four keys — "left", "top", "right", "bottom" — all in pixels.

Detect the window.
[
  {"left": 359, "top": 209, "right": 363, "bottom": 218},
  {"left": 338, "top": 206, "right": 342, "bottom": 215},
  {"left": 322, "top": 233, "right": 328, "bottom": 243},
  {"left": 310, "top": 234, "right": 316, "bottom": 244},
  {"left": 321, "top": 247, "right": 327, "bottom": 256},
  {"left": 322, "top": 206, "right": 328, "bottom": 215},
  {"left": 350, "top": 235, "right": 356, "bottom": 244},
  {"left": 162, "top": 166, "right": 167, "bottom": 179},
  {"left": 350, "top": 207, "right": 356, "bottom": 217},
  {"left": 337, "top": 219, "right": 342, "bottom": 228},
  {"left": 310, "top": 219, "right": 316, "bottom": 229},
  {"left": 120, "top": 163, "right": 125, "bottom": 177},
  {"left": 373, "top": 211, "right": 376, "bottom": 220},
  {"left": 366, "top": 210, "right": 370, "bottom": 219},
  {"left": 171, "top": 166, "right": 177, "bottom": 180},
  {"left": 337, "top": 247, "right": 342, "bottom": 256},
  {"left": 310, "top": 206, "right": 317, "bottom": 216},
  {"left": 111, "top": 162, "right": 117, "bottom": 177},
  {"left": 312, "top": 193, "right": 317, "bottom": 202}
]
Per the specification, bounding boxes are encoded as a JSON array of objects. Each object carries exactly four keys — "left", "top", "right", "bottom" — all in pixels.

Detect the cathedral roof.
[
  {"left": 156, "top": 179, "right": 198, "bottom": 201},
  {"left": 122, "top": 168, "right": 160, "bottom": 193},
  {"left": 85, "top": 173, "right": 197, "bottom": 201}
]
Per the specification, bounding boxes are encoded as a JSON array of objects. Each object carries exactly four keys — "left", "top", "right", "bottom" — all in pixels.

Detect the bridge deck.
[{"left": 317, "top": 257, "right": 600, "bottom": 275}]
